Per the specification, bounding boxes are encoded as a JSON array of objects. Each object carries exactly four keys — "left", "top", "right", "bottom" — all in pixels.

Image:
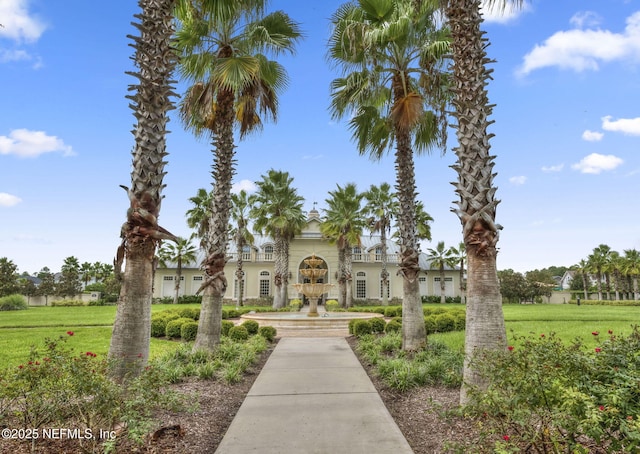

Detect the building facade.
[{"left": 153, "top": 209, "right": 462, "bottom": 303}]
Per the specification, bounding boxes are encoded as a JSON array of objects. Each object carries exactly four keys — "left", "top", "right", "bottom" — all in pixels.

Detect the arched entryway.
[{"left": 296, "top": 254, "right": 330, "bottom": 305}]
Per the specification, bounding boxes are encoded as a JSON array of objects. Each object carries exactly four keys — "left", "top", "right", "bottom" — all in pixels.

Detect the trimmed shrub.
[
  {"left": 177, "top": 294, "right": 202, "bottom": 304},
  {"left": 385, "top": 319, "right": 402, "bottom": 333},
  {"left": 180, "top": 321, "right": 199, "bottom": 341},
  {"left": 221, "top": 320, "right": 234, "bottom": 336},
  {"left": 221, "top": 310, "right": 229, "bottom": 319},
  {"left": 348, "top": 318, "right": 358, "bottom": 335},
  {"left": 177, "top": 307, "right": 200, "bottom": 320},
  {"left": 384, "top": 306, "right": 398, "bottom": 318},
  {"left": 228, "top": 325, "right": 249, "bottom": 342},
  {"left": 0, "top": 294, "right": 28, "bottom": 311},
  {"left": 424, "top": 316, "right": 437, "bottom": 335},
  {"left": 165, "top": 317, "right": 193, "bottom": 339},
  {"left": 369, "top": 317, "right": 386, "bottom": 334},
  {"left": 151, "top": 315, "right": 169, "bottom": 337},
  {"left": 258, "top": 326, "right": 277, "bottom": 342},
  {"left": 289, "top": 299, "right": 302, "bottom": 311},
  {"left": 241, "top": 320, "right": 260, "bottom": 335},
  {"left": 434, "top": 313, "right": 457, "bottom": 333},
  {"left": 352, "top": 320, "right": 373, "bottom": 337},
  {"left": 325, "top": 300, "right": 339, "bottom": 312},
  {"left": 227, "top": 309, "right": 240, "bottom": 319}
]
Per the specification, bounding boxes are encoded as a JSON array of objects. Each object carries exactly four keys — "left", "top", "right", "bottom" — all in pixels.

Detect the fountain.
[
  {"left": 239, "top": 253, "right": 384, "bottom": 330},
  {"left": 291, "top": 254, "right": 333, "bottom": 317}
]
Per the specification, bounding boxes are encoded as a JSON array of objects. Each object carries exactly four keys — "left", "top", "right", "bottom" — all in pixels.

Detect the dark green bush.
[
  {"left": 369, "top": 317, "right": 386, "bottom": 334},
  {"left": 434, "top": 313, "right": 457, "bottom": 332},
  {"left": 424, "top": 316, "right": 437, "bottom": 335},
  {"left": 228, "top": 325, "right": 249, "bottom": 342},
  {"left": 0, "top": 294, "right": 28, "bottom": 311},
  {"left": 352, "top": 320, "right": 373, "bottom": 337},
  {"left": 221, "top": 310, "right": 229, "bottom": 319},
  {"left": 165, "top": 317, "right": 192, "bottom": 339},
  {"left": 180, "top": 321, "right": 199, "bottom": 341},
  {"left": 348, "top": 318, "right": 358, "bottom": 335},
  {"left": 221, "top": 320, "right": 234, "bottom": 336},
  {"left": 241, "top": 320, "right": 260, "bottom": 335},
  {"left": 227, "top": 309, "right": 240, "bottom": 319},
  {"left": 51, "top": 299, "right": 85, "bottom": 307},
  {"left": 177, "top": 307, "right": 200, "bottom": 320},
  {"left": 151, "top": 315, "right": 168, "bottom": 337},
  {"left": 385, "top": 319, "right": 402, "bottom": 333},
  {"left": 177, "top": 295, "right": 202, "bottom": 304},
  {"left": 384, "top": 306, "right": 398, "bottom": 317},
  {"left": 258, "top": 326, "right": 277, "bottom": 342}
]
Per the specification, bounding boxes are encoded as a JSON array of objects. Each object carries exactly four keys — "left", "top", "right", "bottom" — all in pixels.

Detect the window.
[
  {"left": 353, "top": 247, "right": 362, "bottom": 261},
  {"left": 259, "top": 271, "right": 270, "bottom": 297},
  {"left": 375, "top": 246, "right": 382, "bottom": 261},
  {"left": 242, "top": 245, "right": 251, "bottom": 261},
  {"left": 163, "top": 276, "right": 173, "bottom": 281},
  {"left": 355, "top": 271, "right": 366, "bottom": 299},
  {"left": 264, "top": 245, "right": 274, "bottom": 261}
]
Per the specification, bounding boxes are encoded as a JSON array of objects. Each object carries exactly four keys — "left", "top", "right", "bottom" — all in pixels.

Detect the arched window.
[
  {"left": 264, "top": 245, "right": 274, "bottom": 261},
  {"left": 375, "top": 246, "right": 382, "bottom": 261},
  {"left": 352, "top": 246, "right": 362, "bottom": 261}
]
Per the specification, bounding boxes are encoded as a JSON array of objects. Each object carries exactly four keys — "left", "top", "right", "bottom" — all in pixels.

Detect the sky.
[{"left": 1, "top": 0, "right": 639, "bottom": 275}]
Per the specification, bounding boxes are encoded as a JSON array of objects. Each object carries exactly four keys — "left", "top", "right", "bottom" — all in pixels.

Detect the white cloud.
[
  {"left": 509, "top": 175, "right": 527, "bottom": 185},
  {"left": 0, "top": 192, "right": 22, "bottom": 207},
  {"left": 582, "top": 130, "right": 604, "bottom": 142},
  {"left": 0, "top": 129, "right": 74, "bottom": 158},
  {"left": 517, "top": 11, "right": 640, "bottom": 76},
  {"left": 569, "top": 11, "right": 602, "bottom": 29},
  {"left": 0, "top": 0, "right": 47, "bottom": 42},
  {"left": 571, "top": 153, "right": 623, "bottom": 174},
  {"left": 541, "top": 164, "right": 564, "bottom": 172},
  {"left": 602, "top": 116, "right": 640, "bottom": 136},
  {"left": 231, "top": 179, "right": 257, "bottom": 194},
  {"left": 302, "top": 154, "right": 325, "bottom": 160},
  {"left": 481, "top": 1, "right": 532, "bottom": 24}
]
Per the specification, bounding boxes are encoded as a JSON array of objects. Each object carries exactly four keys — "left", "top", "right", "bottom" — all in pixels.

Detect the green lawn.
[{"left": 2, "top": 303, "right": 639, "bottom": 368}]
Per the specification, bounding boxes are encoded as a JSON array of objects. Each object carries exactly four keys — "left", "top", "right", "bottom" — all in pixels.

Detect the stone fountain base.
[{"left": 240, "top": 309, "right": 384, "bottom": 330}]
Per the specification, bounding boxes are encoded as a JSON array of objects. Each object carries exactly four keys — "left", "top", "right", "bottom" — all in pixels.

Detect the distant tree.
[
  {"left": 19, "top": 275, "right": 38, "bottom": 304},
  {"left": 571, "top": 259, "right": 591, "bottom": 300},
  {"left": 0, "top": 257, "right": 20, "bottom": 297},
  {"left": 321, "top": 183, "right": 366, "bottom": 308},
  {"left": 524, "top": 269, "right": 556, "bottom": 303},
  {"left": 80, "top": 262, "right": 93, "bottom": 288},
  {"left": 497, "top": 269, "right": 526, "bottom": 304},
  {"left": 230, "top": 190, "right": 255, "bottom": 307},
  {"left": 623, "top": 249, "right": 640, "bottom": 301},
  {"left": 450, "top": 241, "right": 467, "bottom": 300},
  {"left": 56, "top": 256, "right": 82, "bottom": 298},
  {"left": 36, "top": 267, "right": 56, "bottom": 306},
  {"left": 158, "top": 235, "right": 198, "bottom": 304},
  {"left": 426, "top": 241, "right": 457, "bottom": 304}
]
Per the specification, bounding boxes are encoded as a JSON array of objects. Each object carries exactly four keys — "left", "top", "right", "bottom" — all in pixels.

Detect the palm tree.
[
  {"left": 328, "top": 0, "right": 450, "bottom": 351},
  {"left": 426, "top": 241, "right": 456, "bottom": 304},
  {"left": 321, "top": 183, "right": 366, "bottom": 308},
  {"left": 109, "top": 0, "right": 178, "bottom": 381},
  {"left": 230, "top": 190, "right": 255, "bottom": 307},
  {"left": 80, "top": 262, "right": 93, "bottom": 289},
  {"left": 362, "top": 182, "right": 397, "bottom": 306},
  {"left": 573, "top": 259, "right": 590, "bottom": 301},
  {"left": 588, "top": 244, "right": 611, "bottom": 301},
  {"left": 442, "top": 0, "right": 522, "bottom": 402},
  {"left": 174, "top": 0, "right": 301, "bottom": 351},
  {"left": 623, "top": 249, "right": 640, "bottom": 301},
  {"left": 250, "top": 169, "right": 306, "bottom": 309},
  {"left": 186, "top": 188, "right": 213, "bottom": 249},
  {"left": 158, "top": 235, "right": 198, "bottom": 304},
  {"left": 450, "top": 241, "right": 466, "bottom": 301}
]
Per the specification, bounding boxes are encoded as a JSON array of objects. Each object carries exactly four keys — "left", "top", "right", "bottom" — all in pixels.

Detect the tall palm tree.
[
  {"left": 230, "top": 190, "right": 255, "bottom": 307},
  {"left": 623, "top": 249, "right": 640, "bottom": 301},
  {"left": 450, "top": 241, "right": 466, "bottom": 301},
  {"left": 321, "top": 183, "right": 366, "bottom": 308},
  {"left": 426, "top": 241, "right": 456, "bottom": 304},
  {"left": 362, "top": 182, "right": 397, "bottom": 306},
  {"left": 328, "top": 0, "right": 449, "bottom": 351},
  {"left": 109, "top": 0, "right": 179, "bottom": 381},
  {"left": 174, "top": 0, "right": 301, "bottom": 351},
  {"left": 158, "top": 235, "right": 198, "bottom": 304},
  {"left": 80, "top": 262, "right": 93, "bottom": 289},
  {"left": 573, "top": 259, "right": 590, "bottom": 301},
  {"left": 250, "top": 169, "right": 306, "bottom": 309},
  {"left": 442, "top": 0, "right": 522, "bottom": 402},
  {"left": 186, "top": 188, "right": 213, "bottom": 249},
  {"left": 588, "top": 244, "right": 611, "bottom": 301}
]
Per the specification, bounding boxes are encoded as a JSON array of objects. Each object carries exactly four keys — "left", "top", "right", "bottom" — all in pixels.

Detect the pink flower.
[
  {"left": 540, "top": 334, "right": 545, "bottom": 338},
  {"left": 85, "top": 352, "right": 97, "bottom": 358},
  {"left": 507, "top": 346, "right": 514, "bottom": 351},
  {"left": 66, "top": 331, "right": 74, "bottom": 336},
  {"left": 18, "top": 365, "right": 24, "bottom": 369},
  {"left": 592, "top": 331, "right": 599, "bottom": 336},
  {"left": 595, "top": 347, "right": 602, "bottom": 353},
  {"left": 599, "top": 405, "right": 605, "bottom": 411},
  {"left": 503, "top": 435, "right": 510, "bottom": 441},
  {"left": 608, "top": 330, "right": 613, "bottom": 335}
]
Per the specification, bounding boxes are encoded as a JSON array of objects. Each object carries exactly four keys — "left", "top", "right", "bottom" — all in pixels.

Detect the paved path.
[{"left": 214, "top": 336, "right": 414, "bottom": 453}]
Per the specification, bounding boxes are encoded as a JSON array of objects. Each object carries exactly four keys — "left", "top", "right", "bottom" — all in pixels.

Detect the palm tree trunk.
[
  {"left": 447, "top": 0, "right": 507, "bottom": 403},
  {"left": 581, "top": 272, "right": 588, "bottom": 300},
  {"left": 381, "top": 227, "right": 390, "bottom": 306},
  {"left": 273, "top": 236, "right": 287, "bottom": 309},
  {"left": 439, "top": 265, "right": 446, "bottom": 304},
  {"left": 109, "top": 0, "right": 177, "bottom": 381},
  {"left": 345, "top": 247, "right": 353, "bottom": 308},
  {"left": 236, "top": 233, "right": 244, "bottom": 307},
  {"left": 173, "top": 257, "right": 182, "bottom": 304},
  {"left": 394, "top": 127, "right": 426, "bottom": 351},
  {"left": 338, "top": 247, "right": 347, "bottom": 308},
  {"left": 194, "top": 87, "right": 235, "bottom": 352}
]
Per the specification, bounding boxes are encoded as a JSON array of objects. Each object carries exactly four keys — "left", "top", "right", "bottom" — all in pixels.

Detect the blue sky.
[{"left": 1, "top": 0, "right": 639, "bottom": 275}]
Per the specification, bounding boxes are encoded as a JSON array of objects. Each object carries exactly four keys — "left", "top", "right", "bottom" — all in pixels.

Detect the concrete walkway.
[{"left": 214, "top": 336, "right": 414, "bottom": 453}]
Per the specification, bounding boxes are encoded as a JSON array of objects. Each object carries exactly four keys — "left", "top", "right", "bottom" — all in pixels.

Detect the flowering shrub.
[{"left": 461, "top": 327, "right": 640, "bottom": 453}]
